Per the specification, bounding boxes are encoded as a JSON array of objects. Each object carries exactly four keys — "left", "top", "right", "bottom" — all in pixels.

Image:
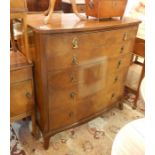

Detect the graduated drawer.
[
  {"left": 107, "top": 85, "right": 124, "bottom": 107},
  {"left": 106, "top": 67, "right": 129, "bottom": 89},
  {"left": 75, "top": 88, "right": 110, "bottom": 121},
  {"left": 10, "top": 67, "right": 33, "bottom": 84},
  {"left": 49, "top": 86, "right": 76, "bottom": 130},
  {"left": 48, "top": 58, "right": 107, "bottom": 88},
  {"left": 45, "top": 26, "right": 137, "bottom": 71},
  {"left": 49, "top": 86, "right": 108, "bottom": 130},
  {"left": 10, "top": 80, "right": 34, "bottom": 118},
  {"left": 107, "top": 53, "right": 132, "bottom": 74}
]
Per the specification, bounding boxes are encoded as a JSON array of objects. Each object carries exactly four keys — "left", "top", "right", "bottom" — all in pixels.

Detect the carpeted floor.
[{"left": 10, "top": 93, "right": 144, "bottom": 155}]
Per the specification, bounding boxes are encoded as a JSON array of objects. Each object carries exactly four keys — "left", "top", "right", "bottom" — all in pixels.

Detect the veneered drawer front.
[
  {"left": 107, "top": 53, "right": 132, "bottom": 74},
  {"left": 10, "top": 67, "right": 32, "bottom": 83},
  {"left": 49, "top": 107, "right": 75, "bottom": 130},
  {"left": 107, "top": 67, "right": 128, "bottom": 89},
  {"left": 49, "top": 86, "right": 76, "bottom": 109},
  {"left": 104, "top": 39, "right": 135, "bottom": 57},
  {"left": 49, "top": 86, "right": 76, "bottom": 130},
  {"left": 46, "top": 26, "right": 137, "bottom": 71},
  {"left": 48, "top": 67, "right": 80, "bottom": 88},
  {"left": 75, "top": 89, "right": 110, "bottom": 121},
  {"left": 108, "top": 85, "right": 124, "bottom": 107},
  {"left": 48, "top": 59, "right": 107, "bottom": 88},
  {"left": 10, "top": 80, "right": 34, "bottom": 118}
]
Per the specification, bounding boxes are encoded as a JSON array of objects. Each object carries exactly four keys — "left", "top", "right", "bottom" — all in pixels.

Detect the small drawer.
[
  {"left": 49, "top": 86, "right": 76, "bottom": 130},
  {"left": 45, "top": 26, "right": 137, "bottom": 71},
  {"left": 48, "top": 58, "right": 107, "bottom": 89},
  {"left": 49, "top": 86, "right": 77, "bottom": 109},
  {"left": 48, "top": 67, "right": 80, "bottom": 88},
  {"left": 49, "top": 108, "right": 75, "bottom": 130},
  {"left": 104, "top": 39, "right": 135, "bottom": 57},
  {"left": 10, "top": 67, "right": 32, "bottom": 83},
  {"left": 106, "top": 68, "right": 128, "bottom": 89},
  {"left": 107, "top": 53, "right": 132, "bottom": 74},
  {"left": 108, "top": 85, "right": 124, "bottom": 107},
  {"left": 76, "top": 89, "right": 109, "bottom": 121},
  {"left": 10, "top": 80, "right": 34, "bottom": 118}
]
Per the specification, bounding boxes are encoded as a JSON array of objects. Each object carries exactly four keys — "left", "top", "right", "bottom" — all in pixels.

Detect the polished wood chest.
[
  {"left": 10, "top": 51, "right": 34, "bottom": 122},
  {"left": 27, "top": 13, "right": 140, "bottom": 149}
]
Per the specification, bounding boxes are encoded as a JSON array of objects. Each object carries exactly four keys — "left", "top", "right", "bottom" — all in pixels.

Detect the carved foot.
[
  {"left": 31, "top": 126, "right": 40, "bottom": 140},
  {"left": 118, "top": 102, "right": 123, "bottom": 110},
  {"left": 44, "top": 136, "right": 50, "bottom": 150}
]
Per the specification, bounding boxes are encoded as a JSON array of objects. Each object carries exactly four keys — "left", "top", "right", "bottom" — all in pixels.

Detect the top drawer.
[{"left": 45, "top": 26, "right": 138, "bottom": 71}]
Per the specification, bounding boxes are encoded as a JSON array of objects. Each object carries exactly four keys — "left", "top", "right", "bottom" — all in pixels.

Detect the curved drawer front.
[
  {"left": 10, "top": 67, "right": 32, "bottom": 84},
  {"left": 108, "top": 85, "right": 124, "bottom": 107},
  {"left": 48, "top": 58, "right": 108, "bottom": 88},
  {"left": 106, "top": 67, "right": 128, "bottom": 89},
  {"left": 49, "top": 86, "right": 76, "bottom": 130},
  {"left": 107, "top": 53, "right": 132, "bottom": 74},
  {"left": 45, "top": 26, "right": 137, "bottom": 71},
  {"left": 75, "top": 89, "right": 110, "bottom": 121},
  {"left": 10, "top": 80, "right": 33, "bottom": 117}
]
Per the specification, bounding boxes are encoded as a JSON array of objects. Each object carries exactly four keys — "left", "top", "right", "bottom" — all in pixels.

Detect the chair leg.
[
  {"left": 44, "top": 136, "right": 50, "bottom": 150},
  {"left": 31, "top": 110, "right": 37, "bottom": 138},
  {"left": 132, "top": 62, "right": 145, "bottom": 109}
]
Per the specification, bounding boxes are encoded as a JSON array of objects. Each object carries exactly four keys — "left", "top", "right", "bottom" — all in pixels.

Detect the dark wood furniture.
[
  {"left": 26, "top": 0, "right": 62, "bottom": 11},
  {"left": 62, "top": 0, "right": 85, "bottom": 13},
  {"left": 85, "top": 0, "right": 127, "bottom": 19},
  {"left": 27, "top": 13, "right": 140, "bottom": 149},
  {"left": 10, "top": 51, "right": 36, "bottom": 135},
  {"left": 10, "top": 0, "right": 31, "bottom": 63},
  {"left": 126, "top": 37, "right": 145, "bottom": 109},
  {"left": 10, "top": 0, "right": 36, "bottom": 136}
]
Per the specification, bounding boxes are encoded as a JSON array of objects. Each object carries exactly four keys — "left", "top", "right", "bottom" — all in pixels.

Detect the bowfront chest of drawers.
[{"left": 27, "top": 13, "right": 140, "bottom": 149}]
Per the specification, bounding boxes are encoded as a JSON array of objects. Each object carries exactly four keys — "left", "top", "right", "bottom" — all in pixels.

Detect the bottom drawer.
[
  {"left": 10, "top": 80, "right": 34, "bottom": 118},
  {"left": 75, "top": 89, "right": 110, "bottom": 121},
  {"left": 108, "top": 85, "right": 124, "bottom": 107}
]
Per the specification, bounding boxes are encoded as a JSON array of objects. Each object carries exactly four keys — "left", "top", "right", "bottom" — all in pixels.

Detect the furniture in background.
[
  {"left": 26, "top": 0, "right": 62, "bottom": 11},
  {"left": 10, "top": 51, "right": 36, "bottom": 136},
  {"left": 10, "top": 0, "right": 31, "bottom": 63},
  {"left": 62, "top": 0, "right": 85, "bottom": 13},
  {"left": 10, "top": 0, "right": 36, "bottom": 136},
  {"left": 125, "top": 36, "right": 145, "bottom": 109},
  {"left": 85, "top": 0, "right": 127, "bottom": 19},
  {"left": 27, "top": 13, "right": 140, "bottom": 149}
]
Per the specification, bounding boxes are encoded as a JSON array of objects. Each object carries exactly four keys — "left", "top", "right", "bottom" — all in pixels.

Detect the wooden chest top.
[{"left": 27, "top": 13, "right": 141, "bottom": 34}]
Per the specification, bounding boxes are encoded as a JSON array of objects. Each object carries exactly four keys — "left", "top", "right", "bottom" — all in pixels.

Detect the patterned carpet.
[{"left": 10, "top": 93, "right": 144, "bottom": 155}]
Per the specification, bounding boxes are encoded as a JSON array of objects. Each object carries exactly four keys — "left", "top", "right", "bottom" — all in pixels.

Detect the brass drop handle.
[
  {"left": 69, "top": 112, "right": 74, "bottom": 117},
  {"left": 25, "top": 92, "right": 32, "bottom": 99},
  {"left": 89, "top": 0, "right": 94, "bottom": 9},
  {"left": 72, "top": 37, "right": 78, "bottom": 49},
  {"left": 123, "top": 32, "right": 128, "bottom": 41},
  {"left": 120, "top": 47, "right": 124, "bottom": 53},
  {"left": 111, "top": 93, "right": 115, "bottom": 99},
  {"left": 70, "top": 92, "right": 77, "bottom": 99},
  {"left": 117, "top": 60, "right": 122, "bottom": 68},
  {"left": 114, "top": 76, "right": 118, "bottom": 83},
  {"left": 72, "top": 56, "right": 79, "bottom": 65},
  {"left": 70, "top": 74, "right": 77, "bottom": 82}
]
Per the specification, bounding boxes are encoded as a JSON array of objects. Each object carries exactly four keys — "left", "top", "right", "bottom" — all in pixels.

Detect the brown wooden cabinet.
[
  {"left": 26, "top": 0, "right": 62, "bottom": 11},
  {"left": 27, "top": 13, "right": 140, "bottom": 149},
  {"left": 10, "top": 51, "right": 36, "bottom": 135},
  {"left": 62, "top": 0, "right": 85, "bottom": 13}
]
